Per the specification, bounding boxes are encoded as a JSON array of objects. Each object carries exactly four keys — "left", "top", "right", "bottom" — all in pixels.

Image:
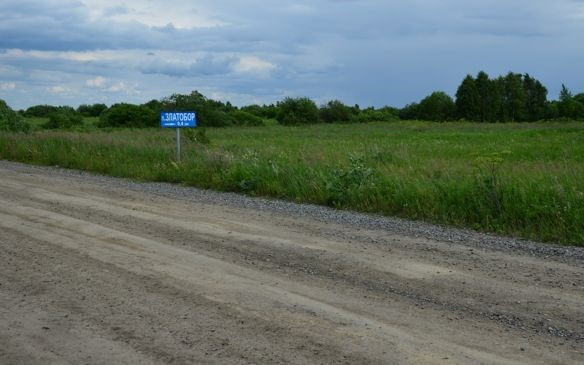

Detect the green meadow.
[{"left": 1, "top": 120, "right": 583, "bottom": 245}]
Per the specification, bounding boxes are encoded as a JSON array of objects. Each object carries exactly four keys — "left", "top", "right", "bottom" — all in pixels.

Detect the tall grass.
[{"left": 1, "top": 121, "right": 583, "bottom": 245}]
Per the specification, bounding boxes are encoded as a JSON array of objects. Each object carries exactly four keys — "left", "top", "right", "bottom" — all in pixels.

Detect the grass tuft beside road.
[{"left": 1, "top": 121, "right": 584, "bottom": 245}]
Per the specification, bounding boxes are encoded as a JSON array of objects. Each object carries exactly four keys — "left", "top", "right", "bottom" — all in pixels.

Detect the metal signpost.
[{"left": 160, "top": 111, "right": 197, "bottom": 162}]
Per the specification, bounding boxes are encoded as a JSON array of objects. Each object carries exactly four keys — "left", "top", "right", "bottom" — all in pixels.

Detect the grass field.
[{"left": 1, "top": 121, "right": 583, "bottom": 245}]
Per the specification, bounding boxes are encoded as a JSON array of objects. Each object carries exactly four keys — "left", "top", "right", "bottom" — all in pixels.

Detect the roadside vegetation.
[
  {"left": 1, "top": 70, "right": 584, "bottom": 245},
  {"left": 1, "top": 122, "right": 583, "bottom": 246}
]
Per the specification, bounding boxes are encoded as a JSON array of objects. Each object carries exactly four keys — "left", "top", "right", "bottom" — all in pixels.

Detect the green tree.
[
  {"left": 557, "top": 85, "right": 584, "bottom": 119},
  {"left": 24, "top": 105, "right": 59, "bottom": 117},
  {"left": 523, "top": 74, "right": 548, "bottom": 121},
  {"left": 98, "top": 103, "right": 158, "bottom": 128},
  {"left": 559, "top": 84, "right": 573, "bottom": 101},
  {"left": 573, "top": 93, "right": 584, "bottom": 105},
  {"left": 455, "top": 75, "right": 480, "bottom": 120},
  {"left": 398, "top": 102, "right": 420, "bottom": 120},
  {"left": 143, "top": 99, "right": 163, "bottom": 112},
  {"left": 276, "top": 97, "right": 319, "bottom": 125},
  {"left": 319, "top": 100, "right": 354, "bottom": 123},
  {"left": 417, "top": 91, "right": 455, "bottom": 121},
  {"left": 162, "top": 91, "right": 234, "bottom": 127},
  {"left": 475, "top": 71, "right": 492, "bottom": 122},
  {"left": 500, "top": 72, "right": 527, "bottom": 122},
  {"left": 77, "top": 103, "right": 108, "bottom": 117}
]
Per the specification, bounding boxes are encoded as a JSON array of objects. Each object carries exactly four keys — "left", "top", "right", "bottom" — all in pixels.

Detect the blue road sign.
[{"left": 160, "top": 111, "right": 197, "bottom": 128}]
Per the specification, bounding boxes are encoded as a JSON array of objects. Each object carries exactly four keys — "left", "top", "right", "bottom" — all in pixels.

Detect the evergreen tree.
[
  {"left": 455, "top": 75, "right": 480, "bottom": 120},
  {"left": 523, "top": 74, "right": 548, "bottom": 121},
  {"left": 486, "top": 77, "right": 503, "bottom": 122},
  {"left": 500, "top": 72, "right": 527, "bottom": 122},
  {"left": 475, "top": 71, "right": 491, "bottom": 122},
  {"left": 559, "top": 84, "right": 573, "bottom": 101}
]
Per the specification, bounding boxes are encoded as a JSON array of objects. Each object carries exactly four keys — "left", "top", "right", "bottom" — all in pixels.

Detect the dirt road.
[{"left": 0, "top": 161, "right": 583, "bottom": 364}]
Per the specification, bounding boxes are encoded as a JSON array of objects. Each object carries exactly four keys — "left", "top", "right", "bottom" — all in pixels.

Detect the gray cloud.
[
  {"left": 139, "top": 55, "right": 238, "bottom": 77},
  {"left": 0, "top": 0, "right": 583, "bottom": 109}
]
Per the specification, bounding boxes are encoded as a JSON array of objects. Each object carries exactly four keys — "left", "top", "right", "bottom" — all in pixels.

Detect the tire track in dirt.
[{"left": 1, "top": 163, "right": 583, "bottom": 364}]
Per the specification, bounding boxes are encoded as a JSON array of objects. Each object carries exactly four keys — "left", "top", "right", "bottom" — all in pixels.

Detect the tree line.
[
  {"left": 401, "top": 71, "right": 584, "bottom": 122},
  {"left": 1, "top": 70, "right": 583, "bottom": 131}
]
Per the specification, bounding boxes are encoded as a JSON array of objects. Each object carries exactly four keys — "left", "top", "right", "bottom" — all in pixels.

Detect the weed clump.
[{"left": 0, "top": 99, "right": 31, "bottom": 133}]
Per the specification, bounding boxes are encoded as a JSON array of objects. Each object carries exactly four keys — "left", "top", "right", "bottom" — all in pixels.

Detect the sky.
[{"left": 0, "top": 0, "right": 583, "bottom": 110}]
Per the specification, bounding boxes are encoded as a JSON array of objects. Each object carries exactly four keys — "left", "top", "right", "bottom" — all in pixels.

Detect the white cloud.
[
  {"left": 48, "top": 86, "right": 67, "bottom": 94},
  {"left": 234, "top": 56, "right": 276, "bottom": 74},
  {"left": 0, "top": 82, "right": 16, "bottom": 90},
  {"left": 86, "top": 76, "right": 137, "bottom": 94},
  {"left": 79, "top": 0, "right": 225, "bottom": 29},
  {"left": 106, "top": 81, "right": 138, "bottom": 94},
  {"left": 86, "top": 76, "right": 107, "bottom": 88},
  {"left": 282, "top": 4, "right": 315, "bottom": 15}
]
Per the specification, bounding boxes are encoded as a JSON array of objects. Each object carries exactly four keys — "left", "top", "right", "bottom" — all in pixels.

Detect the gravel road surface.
[{"left": 0, "top": 160, "right": 583, "bottom": 364}]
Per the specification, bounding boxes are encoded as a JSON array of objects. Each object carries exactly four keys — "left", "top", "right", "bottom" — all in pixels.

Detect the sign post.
[
  {"left": 176, "top": 128, "right": 181, "bottom": 161},
  {"left": 160, "top": 111, "right": 197, "bottom": 162}
]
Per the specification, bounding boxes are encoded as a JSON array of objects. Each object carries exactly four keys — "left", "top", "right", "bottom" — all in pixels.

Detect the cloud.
[
  {"left": 106, "top": 81, "right": 137, "bottom": 94},
  {"left": 0, "top": 82, "right": 16, "bottom": 90},
  {"left": 139, "top": 54, "right": 237, "bottom": 77},
  {"left": 85, "top": 76, "right": 137, "bottom": 94},
  {"left": 47, "top": 85, "right": 67, "bottom": 94},
  {"left": 0, "top": 0, "right": 583, "bottom": 110},
  {"left": 86, "top": 76, "right": 107, "bottom": 88},
  {"left": 234, "top": 56, "right": 276, "bottom": 75}
]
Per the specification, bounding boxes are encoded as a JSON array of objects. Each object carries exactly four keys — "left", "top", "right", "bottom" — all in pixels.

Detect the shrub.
[
  {"left": 0, "top": 99, "right": 31, "bottom": 132},
  {"left": 319, "top": 100, "right": 354, "bottom": 123},
  {"left": 277, "top": 97, "right": 319, "bottom": 125},
  {"left": 77, "top": 103, "right": 108, "bottom": 117},
  {"left": 230, "top": 110, "right": 265, "bottom": 126},
  {"left": 352, "top": 107, "right": 399, "bottom": 123},
  {"left": 98, "top": 103, "right": 158, "bottom": 128},
  {"left": 24, "top": 105, "right": 60, "bottom": 117},
  {"left": 43, "top": 111, "right": 83, "bottom": 129},
  {"left": 325, "top": 157, "right": 376, "bottom": 207},
  {"left": 162, "top": 91, "right": 235, "bottom": 127},
  {"left": 399, "top": 102, "right": 420, "bottom": 120}
]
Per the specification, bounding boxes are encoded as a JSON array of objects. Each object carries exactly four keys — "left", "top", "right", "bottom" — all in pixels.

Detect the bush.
[
  {"left": 352, "top": 107, "right": 399, "bottom": 123},
  {"left": 230, "top": 110, "right": 265, "bottom": 126},
  {"left": 319, "top": 100, "right": 354, "bottom": 123},
  {"left": 241, "top": 104, "right": 279, "bottom": 119},
  {"left": 77, "top": 103, "right": 108, "bottom": 117},
  {"left": 162, "top": 91, "right": 235, "bottom": 127},
  {"left": 399, "top": 102, "right": 420, "bottom": 120},
  {"left": 24, "top": 104, "right": 59, "bottom": 117},
  {"left": 0, "top": 99, "right": 31, "bottom": 132},
  {"left": 43, "top": 110, "right": 84, "bottom": 129},
  {"left": 277, "top": 97, "right": 319, "bottom": 125},
  {"left": 98, "top": 103, "right": 158, "bottom": 128},
  {"left": 24, "top": 105, "right": 78, "bottom": 118}
]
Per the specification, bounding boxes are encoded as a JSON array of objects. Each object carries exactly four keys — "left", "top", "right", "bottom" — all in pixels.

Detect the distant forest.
[{"left": 2, "top": 71, "right": 584, "bottom": 131}]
